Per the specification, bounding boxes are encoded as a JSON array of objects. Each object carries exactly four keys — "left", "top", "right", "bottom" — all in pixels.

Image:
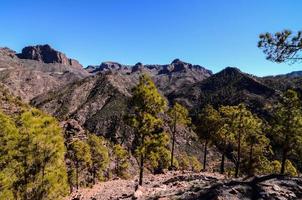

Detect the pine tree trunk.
[
  {"left": 203, "top": 139, "right": 208, "bottom": 171},
  {"left": 139, "top": 135, "right": 145, "bottom": 186},
  {"left": 220, "top": 132, "right": 227, "bottom": 174},
  {"left": 248, "top": 143, "right": 254, "bottom": 176},
  {"left": 235, "top": 130, "right": 241, "bottom": 178},
  {"left": 220, "top": 152, "right": 225, "bottom": 174},
  {"left": 280, "top": 148, "right": 288, "bottom": 175},
  {"left": 139, "top": 154, "right": 144, "bottom": 186},
  {"left": 170, "top": 129, "right": 176, "bottom": 168},
  {"left": 116, "top": 158, "right": 119, "bottom": 176},
  {"left": 92, "top": 168, "right": 96, "bottom": 185},
  {"left": 170, "top": 114, "right": 177, "bottom": 169},
  {"left": 76, "top": 162, "right": 79, "bottom": 190}
]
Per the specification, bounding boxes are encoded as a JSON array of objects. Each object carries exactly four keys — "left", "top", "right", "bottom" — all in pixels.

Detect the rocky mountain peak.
[
  {"left": 131, "top": 62, "right": 145, "bottom": 73},
  {"left": 171, "top": 58, "right": 181, "bottom": 64},
  {"left": 87, "top": 59, "right": 212, "bottom": 76},
  {"left": 170, "top": 59, "right": 189, "bottom": 73},
  {"left": 219, "top": 66, "right": 242, "bottom": 75},
  {"left": 16, "top": 44, "right": 83, "bottom": 68}
]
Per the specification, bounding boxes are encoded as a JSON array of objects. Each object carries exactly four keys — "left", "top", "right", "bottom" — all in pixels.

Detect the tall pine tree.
[
  {"left": 196, "top": 105, "right": 221, "bottom": 171},
  {"left": 168, "top": 102, "right": 191, "bottom": 169},
  {"left": 0, "top": 109, "right": 69, "bottom": 200},
  {"left": 128, "top": 74, "right": 167, "bottom": 186},
  {"left": 271, "top": 89, "right": 302, "bottom": 175}
]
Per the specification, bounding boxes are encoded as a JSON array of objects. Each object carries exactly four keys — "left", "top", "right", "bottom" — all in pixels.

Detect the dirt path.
[{"left": 67, "top": 171, "right": 225, "bottom": 200}]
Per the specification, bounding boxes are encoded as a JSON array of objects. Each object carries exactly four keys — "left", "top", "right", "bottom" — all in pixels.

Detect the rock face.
[
  {"left": 0, "top": 45, "right": 90, "bottom": 101},
  {"left": 17, "top": 44, "right": 83, "bottom": 69}
]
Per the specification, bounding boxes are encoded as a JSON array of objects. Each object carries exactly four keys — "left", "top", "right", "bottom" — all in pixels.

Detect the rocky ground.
[{"left": 67, "top": 171, "right": 302, "bottom": 200}]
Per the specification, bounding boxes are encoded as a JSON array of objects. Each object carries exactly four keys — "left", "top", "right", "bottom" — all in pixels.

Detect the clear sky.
[{"left": 0, "top": 0, "right": 301, "bottom": 76}]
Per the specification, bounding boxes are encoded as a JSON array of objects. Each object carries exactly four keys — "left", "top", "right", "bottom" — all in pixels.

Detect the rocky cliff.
[
  {"left": 0, "top": 45, "right": 90, "bottom": 101},
  {"left": 17, "top": 44, "right": 83, "bottom": 69}
]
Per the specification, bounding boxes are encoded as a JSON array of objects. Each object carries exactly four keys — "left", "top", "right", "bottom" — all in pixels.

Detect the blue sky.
[{"left": 0, "top": 0, "right": 301, "bottom": 76}]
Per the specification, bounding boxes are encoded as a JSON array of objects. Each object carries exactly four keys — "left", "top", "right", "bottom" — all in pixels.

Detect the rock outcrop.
[
  {"left": 0, "top": 45, "right": 90, "bottom": 101},
  {"left": 17, "top": 44, "right": 83, "bottom": 69}
]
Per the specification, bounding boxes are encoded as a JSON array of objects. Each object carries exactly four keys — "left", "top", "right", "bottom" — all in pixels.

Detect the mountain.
[
  {"left": 0, "top": 45, "right": 90, "bottom": 101},
  {"left": 31, "top": 73, "right": 133, "bottom": 142},
  {"left": 170, "top": 67, "right": 279, "bottom": 116},
  {"left": 16, "top": 44, "right": 83, "bottom": 68},
  {"left": 86, "top": 59, "right": 212, "bottom": 96},
  {"left": 260, "top": 72, "right": 302, "bottom": 93},
  {"left": 282, "top": 70, "right": 302, "bottom": 78},
  {"left": 2, "top": 43, "right": 301, "bottom": 168}
]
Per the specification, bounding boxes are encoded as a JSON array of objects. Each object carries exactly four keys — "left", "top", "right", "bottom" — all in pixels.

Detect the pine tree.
[
  {"left": 271, "top": 89, "right": 302, "bottom": 175},
  {"left": 177, "top": 153, "right": 190, "bottom": 171},
  {"left": 167, "top": 102, "right": 191, "bottom": 169},
  {"left": 70, "top": 139, "right": 92, "bottom": 190},
  {"left": 218, "top": 106, "right": 237, "bottom": 174},
  {"left": 242, "top": 114, "right": 270, "bottom": 176},
  {"left": 0, "top": 109, "right": 69, "bottom": 200},
  {"left": 17, "top": 109, "right": 69, "bottom": 200},
  {"left": 127, "top": 74, "right": 167, "bottom": 186},
  {"left": 196, "top": 105, "right": 221, "bottom": 171},
  {"left": 113, "top": 144, "right": 130, "bottom": 179},
  {"left": 258, "top": 30, "right": 302, "bottom": 63},
  {"left": 147, "top": 132, "right": 171, "bottom": 174},
  {"left": 87, "top": 134, "right": 109, "bottom": 184},
  {"left": 0, "top": 112, "right": 20, "bottom": 199},
  {"left": 219, "top": 104, "right": 260, "bottom": 177},
  {"left": 215, "top": 123, "right": 235, "bottom": 174},
  {"left": 189, "top": 156, "right": 202, "bottom": 172}
]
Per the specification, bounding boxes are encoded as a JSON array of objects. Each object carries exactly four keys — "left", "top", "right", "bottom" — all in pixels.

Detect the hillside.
[
  {"left": 31, "top": 72, "right": 223, "bottom": 169},
  {"left": 170, "top": 67, "right": 280, "bottom": 117},
  {"left": 261, "top": 74, "right": 302, "bottom": 92}
]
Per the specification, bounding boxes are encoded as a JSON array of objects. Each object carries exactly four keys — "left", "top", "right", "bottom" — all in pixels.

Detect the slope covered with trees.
[{"left": 0, "top": 88, "right": 69, "bottom": 200}]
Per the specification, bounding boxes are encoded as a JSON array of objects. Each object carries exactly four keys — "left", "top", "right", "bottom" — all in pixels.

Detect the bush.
[
  {"left": 113, "top": 144, "right": 130, "bottom": 179},
  {"left": 189, "top": 156, "right": 202, "bottom": 172},
  {"left": 178, "top": 153, "right": 191, "bottom": 171}
]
